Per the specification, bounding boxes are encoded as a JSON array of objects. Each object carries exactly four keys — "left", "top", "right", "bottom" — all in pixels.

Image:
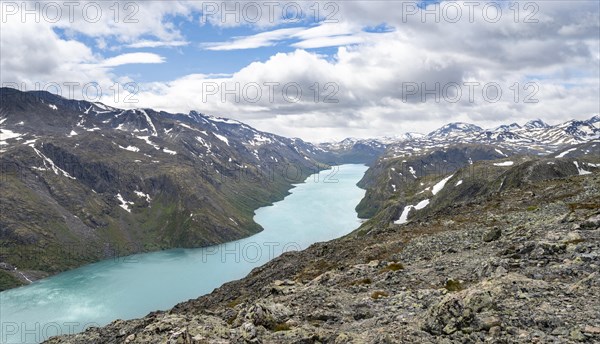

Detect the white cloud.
[
  {"left": 99, "top": 53, "right": 166, "bottom": 67},
  {"left": 126, "top": 40, "right": 190, "bottom": 48},
  {"left": 202, "top": 22, "right": 369, "bottom": 51},
  {"left": 202, "top": 27, "right": 304, "bottom": 50},
  {"left": 1, "top": 1, "right": 598, "bottom": 142},
  {"left": 291, "top": 35, "right": 366, "bottom": 49}
]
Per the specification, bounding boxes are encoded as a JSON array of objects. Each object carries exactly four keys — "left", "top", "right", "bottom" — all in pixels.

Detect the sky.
[{"left": 1, "top": 0, "right": 599, "bottom": 142}]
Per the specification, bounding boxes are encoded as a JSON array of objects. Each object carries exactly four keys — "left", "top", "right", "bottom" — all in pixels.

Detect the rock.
[
  {"left": 334, "top": 333, "right": 353, "bottom": 343},
  {"left": 479, "top": 316, "right": 501, "bottom": 331},
  {"left": 583, "top": 325, "right": 600, "bottom": 335},
  {"left": 570, "top": 328, "right": 586, "bottom": 341},
  {"left": 367, "top": 260, "right": 380, "bottom": 267},
  {"left": 124, "top": 334, "right": 135, "bottom": 343},
  {"left": 483, "top": 227, "right": 502, "bottom": 242},
  {"left": 489, "top": 326, "right": 502, "bottom": 336},
  {"left": 494, "top": 266, "right": 508, "bottom": 277},
  {"left": 241, "top": 322, "right": 257, "bottom": 340}
]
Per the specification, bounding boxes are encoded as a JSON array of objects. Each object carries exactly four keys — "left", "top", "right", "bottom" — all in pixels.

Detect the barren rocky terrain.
[{"left": 46, "top": 162, "right": 600, "bottom": 343}]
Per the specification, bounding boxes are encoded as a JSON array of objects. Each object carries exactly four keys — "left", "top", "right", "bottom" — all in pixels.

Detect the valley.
[{"left": 1, "top": 89, "right": 599, "bottom": 343}]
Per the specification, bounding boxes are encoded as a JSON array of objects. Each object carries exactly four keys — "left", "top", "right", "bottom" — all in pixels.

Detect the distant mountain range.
[{"left": 320, "top": 115, "right": 599, "bottom": 159}]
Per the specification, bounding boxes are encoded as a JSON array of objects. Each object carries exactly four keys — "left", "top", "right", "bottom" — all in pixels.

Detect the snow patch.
[
  {"left": 432, "top": 174, "right": 454, "bottom": 195},
  {"left": 394, "top": 199, "right": 430, "bottom": 225},
  {"left": 138, "top": 109, "right": 158, "bottom": 136},
  {"left": 137, "top": 136, "right": 160, "bottom": 150},
  {"left": 48, "top": 104, "right": 57, "bottom": 110},
  {"left": 493, "top": 161, "right": 514, "bottom": 167},
  {"left": 455, "top": 180, "right": 463, "bottom": 186},
  {"left": 119, "top": 145, "right": 140, "bottom": 152},
  {"left": 22, "top": 139, "right": 37, "bottom": 146},
  {"left": 248, "top": 133, "right": 273, "bottom": 146},
  {"left": 116, "top": 193, "right": 133, "bottom": 212},
  {"left": 32, "top": 147, "right": 76, "bottom": 179},
  {"left": 0, "top": 128, "right": 23, "bottom": 145},
  {"left": 134, "top": 190, "right": 151, "bottom": 202},
  {"left": 556, "top": 147, "right": 577, "bottom": 158},
  {"left": 207, "top": 115, "right": 240, "bottom": 125},
  {"left": 408, "top": 166, "right": 417, "bottom": 178},
  {"left": 495, "top": 148, "right": 507, "bottom": 157},
  {"left": 163, "top": 148, "right": 177, "bottom": 155},
  {"left": 573, "top": 161, "right": 592, "bottom": 175},
  {"left": 214, "top": 133, "right": 230, "bottom": 146}
]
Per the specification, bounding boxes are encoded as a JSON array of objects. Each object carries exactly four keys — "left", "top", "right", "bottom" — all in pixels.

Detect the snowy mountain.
[
  {"left": 493, "top": 123, "right": 522, "bottom": 132},
  {"left": 523, "top": 119, "right": 550, "bottom": 129},
  {"left": 325, "top": 115, "right": 599, "bottom": 159},
  {"left": 427, "top": 122, "right": 483, "bottom": 138}
]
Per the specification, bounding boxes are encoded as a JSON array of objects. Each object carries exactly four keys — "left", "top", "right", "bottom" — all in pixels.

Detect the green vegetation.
[
  {"left": 0, "top": 270, "right": 24, "bottom": 291},
  {"left": 445, "top": 279, "right": 463, "bottom": 292},
  {"left": 379, "top": 262, "right": 404, "bottom": 273},
  {"left": 273, "top": 323, "right": 291, "bottom": 332}
]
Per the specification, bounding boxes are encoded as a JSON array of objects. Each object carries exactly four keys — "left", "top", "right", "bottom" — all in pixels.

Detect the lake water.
[{"left": 0, "top": 164, "right": 368, "bottom": 343}]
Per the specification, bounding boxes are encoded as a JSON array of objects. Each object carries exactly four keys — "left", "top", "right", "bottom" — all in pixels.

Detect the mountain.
[
  {"left": 388, "top": 116, "right": 598, "bottom": 158},
  {"left": 2, "top": 87, "right": 598, "bottom": 291},
  {"left": 493, "top": 123, "right": 522, "bottom": 132},
  {"left": 321, "top": 115, "right": 599, "bottom": 164},
  {"left": 524, "top": 119, "right": 550, "bottom": 129},
  {"left": 0, "top": 88, "right": 332, "bottom": 289},
  {"left": 427, "top": 122, "right": 484, "bottom": 138},
  {"left": 356, "top": 136, "right": 600, "bottom": 229},
  {"left": 354, "top": 144, "right": 511, "bottom": 219},
  {"left": 317, "top": 138, "right": 387, "bottom": 164}
]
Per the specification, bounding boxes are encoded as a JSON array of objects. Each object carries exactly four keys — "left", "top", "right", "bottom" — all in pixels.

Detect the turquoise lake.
[{"left": 0, "top": 164, "right": 368, "bottom": 343}]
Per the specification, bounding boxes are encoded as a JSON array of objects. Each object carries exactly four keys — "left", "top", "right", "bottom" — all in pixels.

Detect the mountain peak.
[
  {"left": 428, "top": 122, "right": 483, "bottom": 138},
  {"left": 524, "top": 119, "right": 549, "bottom": 129},
  {"left": 493, "top": 123, "right": 522, "bottom": 132}
]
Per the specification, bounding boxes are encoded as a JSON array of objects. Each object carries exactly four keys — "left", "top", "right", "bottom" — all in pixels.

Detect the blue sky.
[{"left": 51, "top": 3, "right": 368, "bottom": 81}]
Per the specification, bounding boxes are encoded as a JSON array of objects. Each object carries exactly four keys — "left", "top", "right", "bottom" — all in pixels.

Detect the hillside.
[
  {"left": 44, "top": 154, "right": 600, "bottom": 343},
  {"left": 0, "top": 88, "right": 330, "bottom": 290}
]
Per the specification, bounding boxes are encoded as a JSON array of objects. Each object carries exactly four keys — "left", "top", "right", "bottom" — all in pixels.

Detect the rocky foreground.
[{"left": 47, "top": 172, "right": 600, "bottom": 343}]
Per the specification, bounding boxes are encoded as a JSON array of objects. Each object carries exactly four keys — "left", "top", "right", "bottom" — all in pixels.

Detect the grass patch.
[
  {"left": 526, "top": 205, "right": 539, "bottom": 212},
  {"left": 0, "top": 270, "right": 24, "bottom": 291},
  {"left": 564, "top": 238, "right": 586, "bottom": 245},
  {"left": 371, "top": 290, "right": 390, "bottom": 299},
  {"left": 445, "top": 279, "right": 463, "bottom": 292},
  {"left": 226, "top": 313, "right": 237, "bottom": 325},
  {"left": 226, "top": 298, "right": 242, "bottom": 309},
  {"left": 568, "top": 203, "right": 600, "bottom": 211},
  {"left": 296, "top": 260, "right": 335, "bottom": 282},
  {"left": 379, "top": 262, "right": 404, "bottom": 273},
  {"left": 350, "top": 278, "right": 372, "bottom": 286},
  {"left": 273, "top": 323, "right": 291, "bottom": 332}
]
